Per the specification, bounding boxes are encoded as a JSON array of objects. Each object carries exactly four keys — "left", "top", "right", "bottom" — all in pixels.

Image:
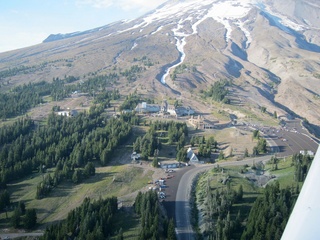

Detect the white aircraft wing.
[{"left": 281, "top": 145, "right": 320, "bottom": 240}]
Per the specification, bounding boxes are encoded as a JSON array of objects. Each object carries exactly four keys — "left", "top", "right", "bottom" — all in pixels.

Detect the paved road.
[
  {"left": 174, "top": 119, "right": 320, "bottom": 239},
  {"left": 237, "top": 119, "right": 319, "bottom": 157},
  {"left": 262, "top": 125, "right": 318, "bottom": 157},
  {"left": 175, "top": 156, "right": 271, "bottom": 240}
]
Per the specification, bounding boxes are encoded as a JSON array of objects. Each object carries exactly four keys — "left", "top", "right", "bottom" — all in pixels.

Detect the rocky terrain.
[{"left": 0, "top": 0, "right": 319, "bottom": 132}]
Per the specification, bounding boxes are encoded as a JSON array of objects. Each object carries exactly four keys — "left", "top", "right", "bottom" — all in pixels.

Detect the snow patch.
[
  {"left": 161, "top": 0, "right": 255, "bottom": 85},
  {"left": 257, "top": 3, "right": 307, "bottom": 32},
  {"left": 204, "top": 1, "right": 253, "bottom": 42},
  {"left": 151, "top": 26, "right": 163, "bottom": 35},
  {"left": 235, "top": 20, "right": 252, "bottom": 48},
  {"left": 131, "top": 42, "right": 138, "bottom": 50},
  {"left": 161, "top": 37, "right": 186, "bottom": 84}
]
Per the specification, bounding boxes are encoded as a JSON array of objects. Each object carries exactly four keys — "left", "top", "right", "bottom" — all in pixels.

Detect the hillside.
[{"left": 0, "top": 0, "right": 319, "bottom": 133}]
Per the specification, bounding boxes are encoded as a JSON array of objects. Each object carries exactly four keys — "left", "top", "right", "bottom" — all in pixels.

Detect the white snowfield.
[
  {"left": 156, "top": 0, "right": 254, "bottom": 83},
  {"left": 132, "top": 0, "right": 305, "bottom": 42},
  {"left": 101, "top": 0, "right": 310, "bottom": 84},
  {"left": 281, "top": 144, "right": 320, "bottom": 240},
  {"left": 128, "top": 0, "right": 306, "bottom": 84},
  {"left": 53, "top": 0, "right": 308, "bottom": 56}
]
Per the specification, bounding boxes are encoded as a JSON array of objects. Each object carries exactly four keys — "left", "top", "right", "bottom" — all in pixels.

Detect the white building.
[
  {"left": 135, "top": 102, "right": 160, "bottom": 113},
  {"left": 167, "top": 106, "right": 195, "bottom": 117},
  {"left": 187, "top": 147, "right": 199, "bottom": 162},
  {"left": 131, "top": 152, "right": 141, "bottom": 160},
  {"left": 57, "top": 109, "right": 78, "bottom": 117}
]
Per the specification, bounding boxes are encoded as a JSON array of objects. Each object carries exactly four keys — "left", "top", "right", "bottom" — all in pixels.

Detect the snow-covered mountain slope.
[{"left": 0, "top": 0, "right": 320, "bottom": 132}]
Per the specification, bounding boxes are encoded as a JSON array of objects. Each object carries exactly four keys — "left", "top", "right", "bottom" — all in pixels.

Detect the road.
[
  {"left": 238, "top": 119, "right": 319, "bottom": 157},
  {"left": 175, "top": 156, "right": 271, "bottom": 240},
  {"left": 175, "top": 119, "right": 320, "bottom": 240}
]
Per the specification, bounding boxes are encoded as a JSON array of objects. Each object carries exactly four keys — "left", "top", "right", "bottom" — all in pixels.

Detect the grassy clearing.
[
  {"left": 195, "top": 162, "right": 297, "bottom": 237},
  {"left": 196, "top": 166, "right": 261, "bottom": 237},
  {"left": 6, "top": 165, "right": 153, "bottom": 228},
  {"left": 211, "top": 109, "right": 231, "bottom": 122},
  {"left": 228, "top": 104, "right": 279, "bottom": 127},
  {"left": 213, "top": 128, "right": 257, "bottom": 157},
  {"left": 265, "top": 157, "right": 300, "bottom": 189},
  {"left": 207, "top": 166, "right": 261, "bottom": 204},
  {"left": 205, "top": 97, "right": 279, "bottom": 127}
]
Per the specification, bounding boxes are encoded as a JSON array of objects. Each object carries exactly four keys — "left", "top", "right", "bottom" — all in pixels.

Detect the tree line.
[
  {"left": 190, "top": 135, "right": 218, "bottom": 158},
  {"left": 0, "top": 72, "right": 120, "bottom": 120},
  {"left": 120, "top": 65, "right": 144, "bottom": 82},
  {"left": 0, "top": 65, "right": 36, "bottom": 79},
  {"left": 0, "top": 105, "right": 135, "bottom": 201},
  {"left": 40, "top": 190, "right": 177, "bottom": 239},
  {"left": 135, "top": 191, "right": 176, "bottom": 240},
  {"left": 0, "top": 82, "right": 44, "bottom": 119},
  {"left": 292, "top": 152, "right": 313, "bottom": 182},
  {"left": 133, "top": 120, "right": 188, "bottom": 161},
  {"left": 199, "top": 175, "right": 243, "bottom": 239},
  {"left": 241, "top": 182, "right": 298, "bottom": 240},
  {"left": 240, "top": 153, "right": 314, "bottom": 239},
  {"left": 10, "top": 201, "right": 37, "bottom": 230},
  {"left": 0, "top": 106, "right": 131, "bottom": 183},
  {"left": 41, "top": 197, "right": 118, "bottom": 239},
  {"left": 204, "top": 79, "right": 230, "bottom": 104},
  {"left": 35, "top": 110, "right": 133, "bottom": 199},
  {"left": 252, "top": 130, "right": 267, "bottom": 156}
]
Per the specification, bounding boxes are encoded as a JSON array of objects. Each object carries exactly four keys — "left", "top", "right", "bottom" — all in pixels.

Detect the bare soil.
[{"left": 28, "top": 95, "right": 91, "bottom": 121}]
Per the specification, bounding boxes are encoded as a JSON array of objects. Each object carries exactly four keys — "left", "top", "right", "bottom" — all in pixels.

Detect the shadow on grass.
[
  {"left": 0, "top": 213, "right": 11, "bottom": 229},
  {"left": 83, "top": 171, "right": 118, "bottom": 184},
  {"left": 44, "top": 172, "right": 118, "bottom": 198},
  {"left": 232, "top": 193, "right": 261, "bottom": 218},
  {"left": 47, "top": 182, "right": 75, "bottom": 198},
  {"left": 8, "top": 183, "right": 32, "bottom": 194}
]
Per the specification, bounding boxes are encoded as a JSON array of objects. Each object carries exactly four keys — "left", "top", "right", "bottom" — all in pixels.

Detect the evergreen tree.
[
  {"left": 237, "top": 185, "right": 243, "bottom": 201},
  {"left": 274, "top": 111, "right": 278, "bottom": 119},
  {"left": 72, "top": 170, "right": 81, "bottom": 184},
  {"left": 252, "top": 130, "right": 260, "bottom": 139},
  {"left": 257, "top": 138, "right": 267, "bottom": 154},
  {"left": 252, "top": 146, "right": 259, "bottom": 157},
  {"left": 152, "top": 156, "right": 159, "bottom": 168},
  {"left": 0, "top": 190, "right": 10, "bottom": 211},
  {"left": 167, "top": 218, "right": 177, "bottom": 240},
  {"left": 11, "top": 207, "right": 21, "bottom": 228},
  {"left": 23, "top": 208, "right": 37, "bottom": 229},
  {"left": 18, "top": 201, "right": 26, "bottom": 215},
  {"left": 176, "top": 148, "right": 187, "bottom": 162},
  {"left": 218, "top": 151, "right": 225, "bottom": 161},
  {"left": 84, "top": 162, "right": 95, "bottom": 177},
  {"left": 241, "top": 182, "right": 297, "bottom": 240},
  {"left": 244, "top": 148, "right": 249, "bottom": 158}
]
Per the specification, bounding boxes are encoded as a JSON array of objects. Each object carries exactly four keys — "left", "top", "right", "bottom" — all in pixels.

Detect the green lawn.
[
  {"left": 6, "top": 165, "right": 153, "bottom": 228},
  {"left": 266, "top": 157, "right": 301, "bottom": 189}
]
